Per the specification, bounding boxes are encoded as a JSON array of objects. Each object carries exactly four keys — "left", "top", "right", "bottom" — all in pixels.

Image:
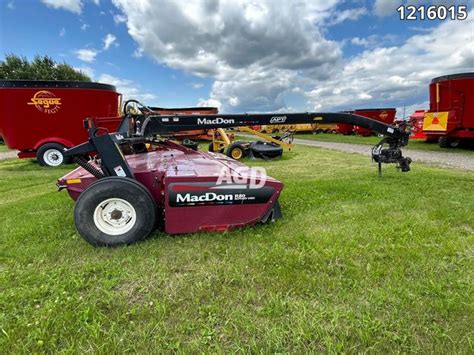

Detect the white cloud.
[
  {"left": 103, "top": 34, "right": 117, "bottom": 50},
  {"left": 7, "top": 1, "right": 14, "bottom": 9},
  {"left": 59, "top": 28, "right": 66, "bottom": 37},
  {"left": 75, "top": 48, "right": 99, "bottom": 62},
  {"left": 197, "top": 98, "right": 222, "bottom": 110},
  {"left": 80, "top": 23, "right": 89, "bottom": 31},
  {"left": 397, "top": 101, "right": 429, "bottom": 120},
  {"left": 350, "top": 34, "right": 398, "bottom": 48},
  {"left": 113, "top": 13, "right": 127, "bottom": 24},
  {"left": 326, "top": 7, "right": 367, "bottom": 25},
  {"left": 73, "top": 66, "right": 94, "bottom": 78},
  {"left": 111, "top": 0, "right": 473, "bottom": 113},
  {"left": 191, "top": 83, "right": 204, "bottom": 89},
  {"left": 372, "top": 0, "right": 399, "bottom": 17},
  {"left": 97, "top": 73, "right": 157, "bottom": 103},
  {"left": 41, "top": 0, "right": 82, "bottom": 14},
  {"left": 305, "top": 12, "right": 474, "bottom": 111},
  {"left": 112, "top": 0, "right": 341, "bottom": 111}
]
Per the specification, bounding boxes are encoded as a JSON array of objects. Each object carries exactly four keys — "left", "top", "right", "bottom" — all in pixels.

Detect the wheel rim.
[
  {"left": 43, "top": 148, "right": 64, "bottom": 166},
  {"left": 93, "top": 198, "right": 137, "bottom": 235},
  {"left": 231, "top": 147, "right": 243, "bottom": 159},
  {"left": 450, "top": 140, "right": 460, "bottom": 148}
]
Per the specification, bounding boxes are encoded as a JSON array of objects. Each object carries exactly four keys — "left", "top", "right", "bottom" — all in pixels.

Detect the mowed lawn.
[
  {"left": 0, "top": 146, "right": 473, "bottom": 353},
  {"left": 0, "top": 143, "right": 11, "bottom": 153},
  {"left": 295, "top": 133, "right": 474, "bottom": 155}
]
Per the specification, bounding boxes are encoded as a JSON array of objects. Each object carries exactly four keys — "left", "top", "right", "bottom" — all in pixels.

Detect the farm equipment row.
[{"left": 58, "top": 108, "right": 412, "bottom": 247}]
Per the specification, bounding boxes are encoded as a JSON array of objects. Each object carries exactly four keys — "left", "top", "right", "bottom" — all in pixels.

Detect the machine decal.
[
  {"left": 423, "top": 111, "right": 449, "bottom": 131},
  {"left": 168, "top": 183, "right": 275, "bottom": 207},
  {"left": 27, "top": 90, "right": 62, "bottom": 114},
  {"left": 197, "top": 117, "right": 235, "bottom": 125},
  {"left": 270, "top": 116, "right": 287, "bottom": 124},
  {"left": 379, "top": 111, "right": 388, "bottom": 120}
]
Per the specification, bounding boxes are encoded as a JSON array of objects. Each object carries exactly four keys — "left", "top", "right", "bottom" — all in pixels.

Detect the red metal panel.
[
  {"left": 353, "top": 108, "right": 396, "bottom": 136},
  {"left": 0, "top": 81, "right": 121, "bottom": 154},
  {"left": 425, "top": 73, "right": 474, "bottom": 138},
  {"left": 58, "top": 148, "right": 284, "bottom": 235}
]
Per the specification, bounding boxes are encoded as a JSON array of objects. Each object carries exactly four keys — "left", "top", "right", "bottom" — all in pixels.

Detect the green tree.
[{"left": 0, "top": 54, "right": 91, "bottom": 81}]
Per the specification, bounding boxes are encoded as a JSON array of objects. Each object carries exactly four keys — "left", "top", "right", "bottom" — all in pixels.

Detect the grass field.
[
  {"left": 0, "top": 143, "right": 11, "bottom": 153},
  {"left": 1, "top": 147, "right": 473, "bottom": 352},
  {"left": 295, "top": 133, "right": 474, "bottom": 155}
]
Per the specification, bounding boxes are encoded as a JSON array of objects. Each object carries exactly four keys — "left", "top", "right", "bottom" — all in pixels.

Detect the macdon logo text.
[
  {"left": 197, "top": 117, "right": 235, "bottom": 125},
  {"left": 176, "top": 192, "right": 233, "bottom": 203},
  {"left": 27, "top": 90, "right": 62, "bottom": 114}
]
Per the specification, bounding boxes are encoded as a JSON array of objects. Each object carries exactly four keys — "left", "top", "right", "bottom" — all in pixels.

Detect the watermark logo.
[
  {"left": 27, "top": 90, "right": 62, "bottom": 114},
  {"left": 216, "top": 166, "right": 267, "bottom": 189}
]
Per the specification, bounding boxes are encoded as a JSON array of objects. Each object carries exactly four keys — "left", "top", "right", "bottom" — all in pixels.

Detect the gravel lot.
[
  {"left": 0, "top": 150, "right": 18, "bottom": 160},
  {"left": 293, "top": 138, "right": 474, "bottom": 171}
]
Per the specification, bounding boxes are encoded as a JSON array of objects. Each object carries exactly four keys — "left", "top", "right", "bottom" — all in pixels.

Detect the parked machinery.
[
  {"left": 0, "top": 80, "right": 123, "bottom": 166},
  {"left": 209, "top": 127, "right": 294, "bottom": 160},
  {"left": 423, "top": 73, "right": 474, "bottom": 148},
  {"left": 58, "top": 108, "right": 412, "bottom": 246},
  {"left": 353, "top": 108, "right": 396, "bottom": 136}
]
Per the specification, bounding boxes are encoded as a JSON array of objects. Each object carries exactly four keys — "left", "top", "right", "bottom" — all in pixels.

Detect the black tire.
[
  {"left": 37, "top": 143, "right": 71, "bottom": 167},
  {"left": 438, "top": 136, "right": 459, "bottom": 148},
  {"left": 226, "top": 142, "right": 247, "bottom": 160},
  {"left": 449, "top": 140, "right": 461, "bottom": 148},
  {"left": 74, "top": 177, "right": 157, "bottom": 247}
]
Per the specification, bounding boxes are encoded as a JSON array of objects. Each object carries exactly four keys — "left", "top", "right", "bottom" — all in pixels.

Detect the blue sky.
[{"left": 1, "top": 0, "right": 473, "bottom": 116}]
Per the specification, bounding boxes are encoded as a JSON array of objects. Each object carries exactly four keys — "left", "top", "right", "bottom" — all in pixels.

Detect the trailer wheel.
[
  {"left": 37, "top": 143, "right": 69, "bottom": 167},
  {"left": 227, "top": 142, "right": 247, "bottom": 160},
  {"left": 439, "top": 136, "right": 460, "bottom": 148},
  {"left": 74, "top": 177, "right": 157, "bottom": 247}
]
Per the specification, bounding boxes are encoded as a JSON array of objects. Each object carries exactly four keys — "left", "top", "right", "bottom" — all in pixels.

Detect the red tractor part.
[
  {"left": 353, "top": 108, "right": 396, "bottom": 136},
  {"left": 0, "top": 80, "right": 122, "bottom": 166},
  {"left": 408, "top": 110, "right": 426, "bottom": 140},
  {"left": 423, "top": 72, "right": 474, "bottom": 147}
]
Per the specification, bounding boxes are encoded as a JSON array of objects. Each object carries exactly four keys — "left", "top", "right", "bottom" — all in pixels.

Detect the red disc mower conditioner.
[
  {"left": 0, "top": 80, "right": 122, "bottom": 166},
  {"left": 423, "top": 73, "right": 474, "bottom": 147}
]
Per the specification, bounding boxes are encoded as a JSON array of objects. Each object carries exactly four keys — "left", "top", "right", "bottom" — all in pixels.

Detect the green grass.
[
  {"left": 1, "top": 148, "right": 473, "bottom": 352},
  {"left": 295, "top": 133, "right": 474, "bottom": 154},
  {"left": 0, "top": 143, "right": 11, "bottom": 153}
]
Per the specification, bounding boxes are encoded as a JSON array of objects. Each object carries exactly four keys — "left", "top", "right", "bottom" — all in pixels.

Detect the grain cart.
[
  {"left": 57, "top": 107, "right": 412, "bottom": 247},
  {"left": 423, "top": 73, "right": 474, "bottom": 147},
  {"left": 0, "top": 80, "right": 122, "bottom": 166}
]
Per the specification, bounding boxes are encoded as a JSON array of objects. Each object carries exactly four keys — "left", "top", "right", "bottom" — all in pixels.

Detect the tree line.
[{"left": 0, "top": 54, "right": 91, "bottom": 81}]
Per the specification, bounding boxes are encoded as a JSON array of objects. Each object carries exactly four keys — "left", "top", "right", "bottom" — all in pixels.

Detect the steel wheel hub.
[
  {"left": 43, "top": 149, "right": 64, "bottom": 166},
  {"left": 93, "top": 198, "right": 137, "bottom": 235}
]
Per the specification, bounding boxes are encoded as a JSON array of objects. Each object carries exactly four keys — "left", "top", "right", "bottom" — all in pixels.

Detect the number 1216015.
[{"left": 397, "top": 5, "right": 468, "bottom": 21}]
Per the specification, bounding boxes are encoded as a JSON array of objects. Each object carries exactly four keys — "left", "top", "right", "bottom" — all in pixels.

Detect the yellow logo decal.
[
  {"left": 27, "top": 90, "right": 61, "bottom": 114},
  {"left": 423, "top": 112, "right": 449, "bottom": 132},
  {"left": 313, "top": 116, "right": 323, "bottom": 121}
]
